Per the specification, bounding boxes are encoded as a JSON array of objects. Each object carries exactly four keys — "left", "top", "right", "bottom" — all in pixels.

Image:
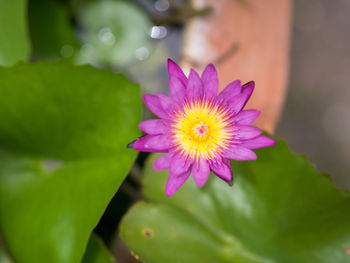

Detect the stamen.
[{"left": 171, "top": 98, "right": 234, "bottom": 161}]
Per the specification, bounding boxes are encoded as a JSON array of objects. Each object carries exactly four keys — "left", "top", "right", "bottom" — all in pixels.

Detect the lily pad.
[
  {"left": 0, "top": 0, "right": 30, "bottom": 66},
  {"left": 75, "top": 0, "right": 152, "bottom": 67},
  {"left": 0, "top": 61, "right": 141, "bottom": 263},
  {"left": 82, "top": 234, "right": 116, "bottom": 263},
  {"left": 121, "top": 140, "right": 350, "bottom": 263}
]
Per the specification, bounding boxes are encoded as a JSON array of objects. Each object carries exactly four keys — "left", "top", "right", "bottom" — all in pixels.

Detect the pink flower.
[{"left": 128, "top": 59, "right": 275, "bottom": 196}]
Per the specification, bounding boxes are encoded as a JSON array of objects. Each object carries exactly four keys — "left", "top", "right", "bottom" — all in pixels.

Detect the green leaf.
[
  {"left": 0, "top": 0, "right": 30, "bottom": 66},
  {"left": 0, "top": 61, "right": 141, "bottom": 263},
  {"left": 82, "top": 234, "right": 116, "bottom": 263},
  {"left": 28, "top": 0, "right": 79, "bottom": 60},
  {"left": 75, "top": 0, "right": 152, "bottom": 67},
  {"left": 121, "top": 141, "right": 350, "bottom": 263}
]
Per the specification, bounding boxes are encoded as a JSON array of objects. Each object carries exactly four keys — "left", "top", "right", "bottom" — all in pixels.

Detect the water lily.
[{"left": 128, "top": 59, "right": 275, "bottom": 196}]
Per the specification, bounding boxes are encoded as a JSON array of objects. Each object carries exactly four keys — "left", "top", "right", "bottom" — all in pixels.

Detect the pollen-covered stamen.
[
  {"left": 171, "top": 99, "right": 235, "bottom": 161},
  {"left": 191, "top": 121, "right": 209, "bottom": 141}
]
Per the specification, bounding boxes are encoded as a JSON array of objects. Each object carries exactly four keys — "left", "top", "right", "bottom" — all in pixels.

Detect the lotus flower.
[{"left": 128, "top": 59, "right": 275, "bottom": 196}]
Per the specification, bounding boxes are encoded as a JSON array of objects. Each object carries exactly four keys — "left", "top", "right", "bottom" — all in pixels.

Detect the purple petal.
[
  {"left": 186, "top": 69, "right": 203, "bottom": 100},
  {"left": 156, "top": 93, "right": 179, "bottom": 116},
  {"left": 169, "top": 154, "right": 193, "bottom": 177},
  {"left": 217, "top": 80, "right": 241, "bottom": 102},
  {"left": 139, "top": 119, "right": 168, "bottom": 135},
  {"left": 234, "top": 125, "right": 262, "bottom": 140},
  {"left": 240, "top": 81, "right": 255, "bottom": 107},
  {"left": 232, "top": 110, "right": 260, "bottom": 125},
  {"left": 166, "top": 169, "right": 191, "bottom": 197},
  {"left": 168, "top": 59, "right": 187, "bottom": 85},
  {"left": 153, "top": 153, "right": 173, "bottom": 170},
  {"left": 201, "top": 64, "right": 218, "bottom": 98},
  {"left": 240, "top": 135, "right": 276, "bottom": 149},
  {"left": 192, "top": 157, "right": 210, "bottom": 187},
  {"left": 143, "top": 94, "right": 169, "bottom": 119},
  {"left": 166, "top": 154, "right": 192, "bottom": 196},
  {"left": 169, "top": 75, "right": 186, "bottom": 103},
  {"left": 127, "top": 135, "right": 172, "bottom": 152},
  {"left": 223, "top": 145, "right": 257, "bottom": 161},
  {"left": 226, "top": 83, "right": 255, "bottom": 115},
  {"left": 210, "top": 158, "right": 233, "bottom": 185}
]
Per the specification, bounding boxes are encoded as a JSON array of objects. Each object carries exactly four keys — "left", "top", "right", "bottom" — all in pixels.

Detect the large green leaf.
[
  {"left": 0, "top": 61, "right": 141, "bottom": 263},
  {"left": 82, "top": 234, "right": 116, "bottom": 263},
  {"left": 0, "top": 0, "right": 30, "bottom": 66},
  {"left": 121, "top": 141, "right": 350, "bottom": 263}
]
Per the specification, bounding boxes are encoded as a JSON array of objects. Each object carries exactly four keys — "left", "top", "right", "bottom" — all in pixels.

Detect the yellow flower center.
[
  {"left": 171, "top": 100, "right": 234, "bottom": 161},
  {"left": 191, "top": 121, "right": 209, "bottom": 141}
]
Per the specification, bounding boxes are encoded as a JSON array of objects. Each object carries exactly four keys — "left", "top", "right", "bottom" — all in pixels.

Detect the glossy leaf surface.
[
  {"left": 0, "top": 0, "right": 30, "bottom": 66},
  {"left": 121, "top": 141, "right": 350, "bottom": 263},
  {"left": 82, "top": 234, "right": 116, "bottom": 263},
  {"left": 0, "top": 61, "right": 141, "bottom": 263}
]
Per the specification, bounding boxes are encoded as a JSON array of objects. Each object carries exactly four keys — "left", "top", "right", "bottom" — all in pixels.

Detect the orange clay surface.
[{"left": 181, "top": 0, "right": 292, "bottom": 133}]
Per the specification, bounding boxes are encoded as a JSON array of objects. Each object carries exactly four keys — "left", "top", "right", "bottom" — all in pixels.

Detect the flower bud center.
[
  {"left": 191, "top": 121, "right": 210, "bottom": 141},
  {"left": 171, "top": 100, "right": 234, "bottom": 160}
]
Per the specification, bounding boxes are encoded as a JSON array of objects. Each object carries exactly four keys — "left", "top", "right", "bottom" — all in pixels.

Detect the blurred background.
[
  {"left": 277, "top": 0, "right": 350, "bottom": 189},
  {"left": 20, "top": 0, "right": 350, "bottom": 261}
]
